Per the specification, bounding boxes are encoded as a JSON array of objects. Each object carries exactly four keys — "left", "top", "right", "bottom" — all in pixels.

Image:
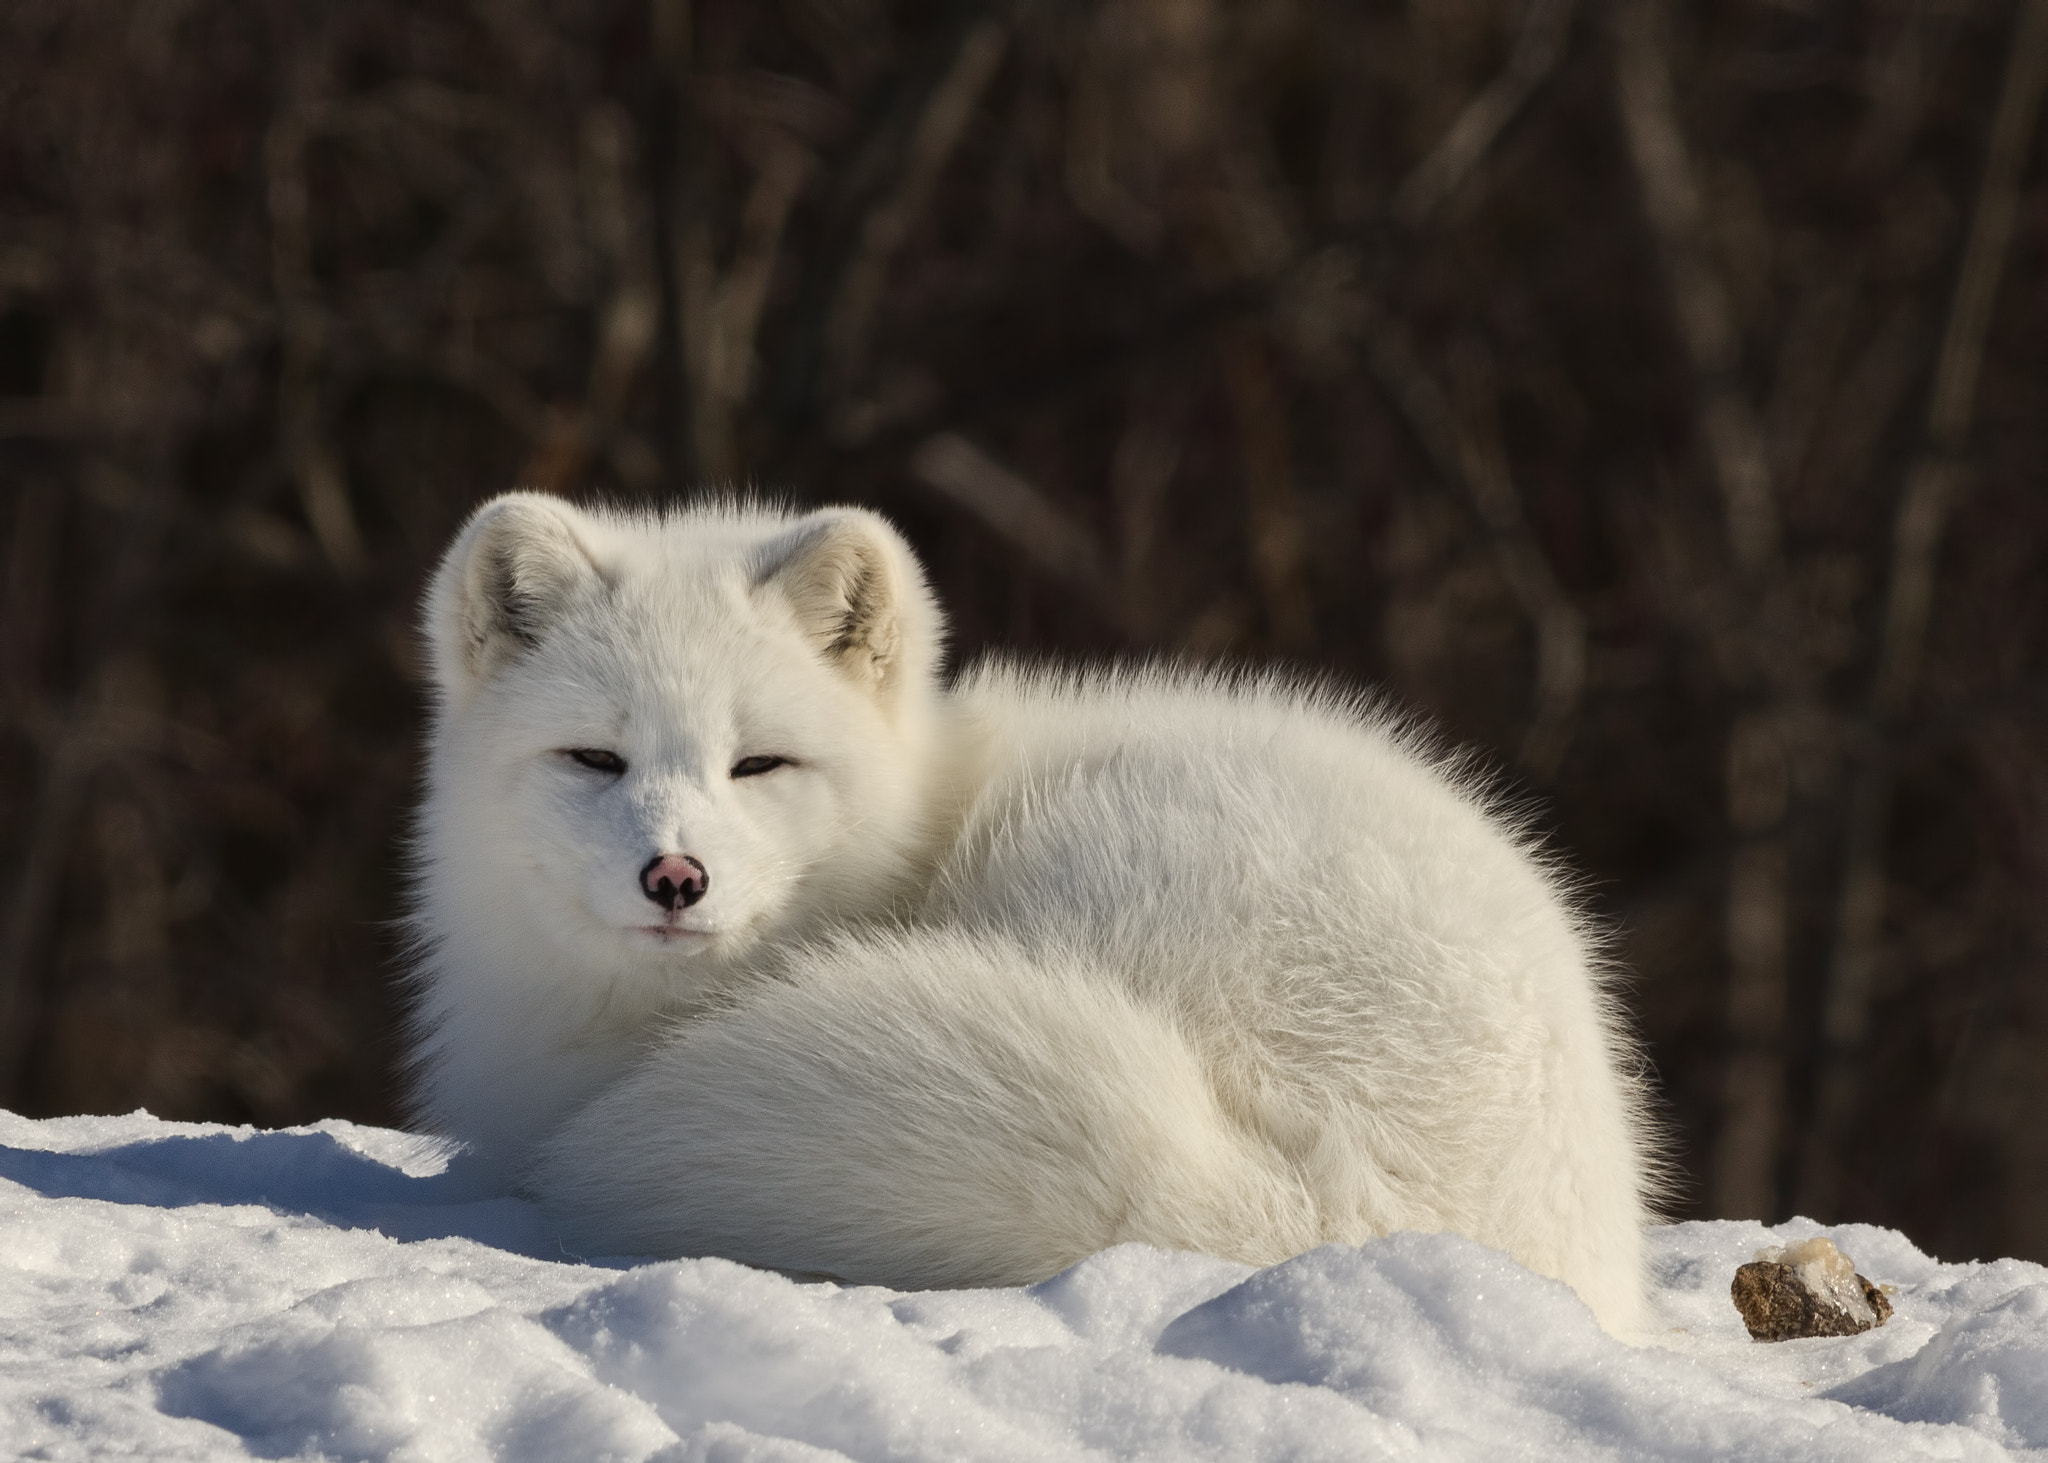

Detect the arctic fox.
[{"left": 407, "top": 492, "right": 1657, "bottom": 1333}]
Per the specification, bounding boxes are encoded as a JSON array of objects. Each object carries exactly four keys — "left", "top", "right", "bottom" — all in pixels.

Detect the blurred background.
[{"left": 1, "top": 0, "right": 2044, "bottom": 1260}]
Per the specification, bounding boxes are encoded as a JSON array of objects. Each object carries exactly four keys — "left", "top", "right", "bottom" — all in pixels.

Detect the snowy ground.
[{"left": 5, "top": 1111, "right": 2048, "bottom": 1461}]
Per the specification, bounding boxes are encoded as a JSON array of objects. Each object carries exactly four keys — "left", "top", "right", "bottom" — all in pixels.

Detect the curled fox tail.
[{"left": 530, "top": 929, "right": 1319, "bottom": 1287}]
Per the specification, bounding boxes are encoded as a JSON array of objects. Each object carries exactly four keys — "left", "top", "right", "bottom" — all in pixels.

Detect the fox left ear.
[{"left": 754, "top": 510, "right": 943, "bottom": 697}]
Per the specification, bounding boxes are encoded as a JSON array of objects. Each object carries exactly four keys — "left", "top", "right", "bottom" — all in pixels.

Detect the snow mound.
[{"left": 3, "top": 1109, "right": 2044, "bottom": 1461}]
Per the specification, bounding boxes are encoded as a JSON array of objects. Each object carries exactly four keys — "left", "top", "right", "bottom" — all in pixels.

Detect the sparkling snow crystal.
[{"left": 6, "top": 1109, "right": 2048, "bottom": 1460}]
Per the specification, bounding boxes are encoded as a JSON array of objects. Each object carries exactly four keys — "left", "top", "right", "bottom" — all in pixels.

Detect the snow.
[{"left": 4, "top": 1110, "right": 2047, "bottom": 1461}]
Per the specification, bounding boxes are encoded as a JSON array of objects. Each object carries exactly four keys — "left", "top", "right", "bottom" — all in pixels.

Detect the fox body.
[{"left": 409, "top": 493, "right": 1656, "bottom": 1332}]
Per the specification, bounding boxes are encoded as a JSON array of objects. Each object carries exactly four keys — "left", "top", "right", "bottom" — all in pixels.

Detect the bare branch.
[
  {"left": 0, "top": 743, "right": 81, "bottom": 1092},
  {"left": 650, "top": 0, "right": 700, "bottom": 484},
  {"left": 521, "top": 104, "right": 664, "bottom": 489},
  {"left": 1223, "top": 329, "right": 1316, "bottom": 655},
  {"left": 694, "top": 136, "right": 814, "bottom": 480},
  {"left": 0, "top": 666, "right": 162, "bottom": 1093},
  {"left": 1394, "top": 0, "right": 1577, "bottom": 228},
  {"left": 266, "top": 74, "right": 367, "bottom": 572},
  {"left": 826, "top": 19, "right": 1008, "bottom": 412},
  {"left": 1712, "top": 710, "right": 1792, "bottom": 1220},
  {"left": 1300, "top": 266, "right": 1587, "bottom": 776},
  {"left": 0, "top": 482, "right": 65, "bottom": 1092},
  {"left": 1447, "top": 339, "right": 1587, "bottom": 776},
  {"left": 1615, "top": 0, "right": 1797, "bottom": 1220},
  {"left": 1108, "top": 378, "right": 1186, "bottom": 642},
  {"left": 908, "top": 431, "right": 1120, "bottom": 620},
  {"left": 1881, "top": 0, "right": 2048, "bottom": 715},
  {"left": 1806, "top": 0, "right": 2048, "bottom": 1219},
  {"left": 1613, "top": 0, "right": 1778, "bottom": 578}
]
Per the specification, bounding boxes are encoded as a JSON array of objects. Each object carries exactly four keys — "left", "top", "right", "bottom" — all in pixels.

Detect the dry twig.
[
  {"left": 1394, "top": 0, "right": 1577, "bottom": 228},
  {"left": 1107, "top": 377, "right": 1186, "bottom": 641},
  {"left": 693, "top": 137, "right": 815, "bottom": 480},
  {"left": 1304, "top": 269, "right": 1587, "bottom": 777},
  {"left": 1614, "top": 0, "right": 1791, "bottom": 1220},
  {"left": 1613, "top": 0, "right": 1777, "bottom": 578},
  {"left": 1223, "top": 330, "right": 1317, "bottom": 655},
  {"left": 908, "top": 431, "right": 1120, "bottom": 622},
  {"left": 266, "top": 73, "right": 367, "bottom": 573},
  {"left": 826, "top": 20, "right": 1008, "bottom": 415}
]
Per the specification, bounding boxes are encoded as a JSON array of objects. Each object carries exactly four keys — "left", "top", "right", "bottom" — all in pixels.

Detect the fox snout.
[{"left": 640, "top": 853, "right": 709, "bottom": 911}]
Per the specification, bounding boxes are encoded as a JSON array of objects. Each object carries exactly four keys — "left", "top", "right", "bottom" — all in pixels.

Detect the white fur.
[{"left": 407, "top": 493, "right": 1658, "bottom": 1334}]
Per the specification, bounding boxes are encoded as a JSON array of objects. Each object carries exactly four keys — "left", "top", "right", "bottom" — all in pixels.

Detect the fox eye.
[
  {"left": 730, "top": 754, "right": 788, "bottom": 779},
  {"left": 563, "top": 748, "right": 626, "bottom": 774}
]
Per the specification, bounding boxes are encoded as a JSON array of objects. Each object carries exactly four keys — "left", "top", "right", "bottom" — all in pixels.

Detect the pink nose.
[{"left": 639, "top": 854, "right": 709, "bottom": 911}]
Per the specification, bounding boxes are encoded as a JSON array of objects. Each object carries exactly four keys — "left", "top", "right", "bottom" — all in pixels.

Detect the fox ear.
[
  {"left": 754, "top": 510, "right": 942, "bottom": 695},
  {"left": 426, "top": 492, "right": 604, "bottom": 693}
]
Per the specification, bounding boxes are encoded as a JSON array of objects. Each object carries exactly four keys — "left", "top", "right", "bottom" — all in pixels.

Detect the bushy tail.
[{"left": 530, "top": 929, "right": 1318, "bottom": 1287}]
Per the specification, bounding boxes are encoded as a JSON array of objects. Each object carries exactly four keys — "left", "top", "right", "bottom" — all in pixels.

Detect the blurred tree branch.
[
  {"left": 1614, "top": 0, "right": 1792, "bottom": 1221},
  {"left": 1806, "top": 0, "right": 2048, "bottom": 1221},
  {"left": 1395, "top": 0, "right": 1577, "bottom": 229},
  {"left": 1, "top": 0, "right": 2045, "bottom": 1259}
]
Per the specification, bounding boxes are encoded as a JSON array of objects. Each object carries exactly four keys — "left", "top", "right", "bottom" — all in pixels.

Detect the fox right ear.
[{"left": 425, "top": 493, "right": 604, "bottom": 693}]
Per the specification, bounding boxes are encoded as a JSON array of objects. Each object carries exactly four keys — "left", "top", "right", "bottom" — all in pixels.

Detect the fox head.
[{"left": 416, "top": 493, "right": 948, "bottom": 997}]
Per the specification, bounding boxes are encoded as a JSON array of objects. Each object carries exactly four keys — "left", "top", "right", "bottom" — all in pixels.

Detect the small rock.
[{"left": 1732, "top": 1235, "right": 1893, "bottom": 1341}]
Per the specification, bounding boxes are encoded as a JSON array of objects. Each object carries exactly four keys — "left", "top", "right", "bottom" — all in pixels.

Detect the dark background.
[{"left": 2, "top": 0, "right": 2044, "bottom": 1262}]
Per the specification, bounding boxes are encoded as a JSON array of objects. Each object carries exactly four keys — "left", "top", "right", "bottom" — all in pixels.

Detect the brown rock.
[{"left": 1732, "top": 1260, "right": 1894, "bottom": 1341}]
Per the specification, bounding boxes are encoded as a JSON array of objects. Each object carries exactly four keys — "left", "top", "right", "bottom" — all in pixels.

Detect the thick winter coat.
[{"left": 408, "top": 493, "right": 1657, "bottom": 1333}]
